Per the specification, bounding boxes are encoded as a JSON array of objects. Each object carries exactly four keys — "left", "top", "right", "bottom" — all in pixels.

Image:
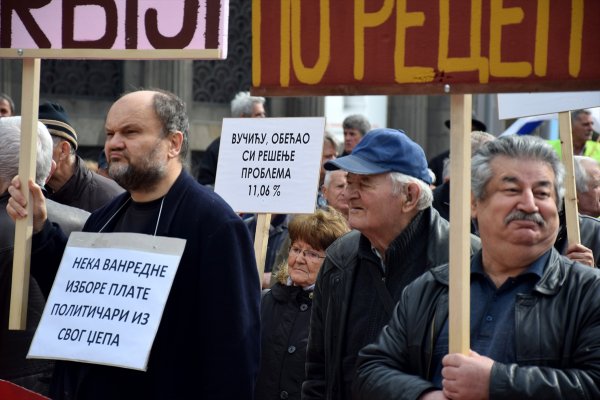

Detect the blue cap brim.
[{"left": 324, "top": 155, "right": 391, "bottom": 175}]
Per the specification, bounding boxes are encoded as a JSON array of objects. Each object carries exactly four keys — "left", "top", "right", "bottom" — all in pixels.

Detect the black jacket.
[
  {"left": 432, "top": 181, "right": 478, "bottom": 234},
  {"left": 354, "top": 249, "right": 600, "bottom": 399},
  {"left": 302, "top": 207, "right": 481, "bottom": 400},
  {"left": 256, "top": 283, "right": 313, "bottom": 400},
  {"left": 197, "top": 136, "right": 220, "bottom": 186},
  {"left": 0, "top": 194, "right": 53, "bottom": 385},
  {"left": 46, "top": 156, "right": 124, "bottom": 213},
  {"left": 555, "top": 212, "right": 600, "bottom": 267}
]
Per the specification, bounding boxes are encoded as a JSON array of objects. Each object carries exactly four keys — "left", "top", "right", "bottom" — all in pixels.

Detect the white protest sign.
[
  {"left": 214, "top": 117, "right": 326, "bottom": 214},
  {"left": 498, "top": 91, "right": 600, "bottom": 119},
  {"left": 28, "top": 232, "right": 186, "bottom": 371}
]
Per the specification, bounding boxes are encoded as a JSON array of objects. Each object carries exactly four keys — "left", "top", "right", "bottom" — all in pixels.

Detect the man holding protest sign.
[
  {"left": 354, "top": 135, "right": 600, "bottom": 399},
  {"left": 7, "top": 89, "right": 260, "bottom": 399},
  {"left": 302, "top": 128, "right": 480, "bottom": 400}
]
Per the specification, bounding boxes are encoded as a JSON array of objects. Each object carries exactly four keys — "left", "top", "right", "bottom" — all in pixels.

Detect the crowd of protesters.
[{"left": 2, "top": 89, "right": 600, "bottom": 399}]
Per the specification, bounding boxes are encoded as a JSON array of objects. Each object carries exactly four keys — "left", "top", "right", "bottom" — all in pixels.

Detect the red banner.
[
  {"left": 252, "top": 0, "right": 600, "bottom": 95},
  {"left": 0, "top": 380, "right": 49, "bottom": 400}
]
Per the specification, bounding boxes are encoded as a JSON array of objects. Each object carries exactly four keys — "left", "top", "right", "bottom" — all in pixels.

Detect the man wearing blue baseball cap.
[{"left": 303, "top": 128, "right": 481, "bottom": 400}]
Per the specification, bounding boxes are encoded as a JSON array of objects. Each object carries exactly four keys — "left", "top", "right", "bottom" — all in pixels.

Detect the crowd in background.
[{"left": 2, "top": 89, "right": 600, "bottom": 399}]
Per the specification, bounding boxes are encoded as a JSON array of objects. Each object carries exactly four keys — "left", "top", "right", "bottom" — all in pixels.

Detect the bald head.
[{"left": 108, "top": 90, "right": 190, "bottom": 163}]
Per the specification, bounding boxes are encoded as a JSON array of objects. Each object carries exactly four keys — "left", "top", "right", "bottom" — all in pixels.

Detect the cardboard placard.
[
  {"left": 214, "top": 117, "right": 326, "bottom": 214},
  {"left": 0, "top": 0, "right": 228, "bottom": 59},
  {"left": 28, "top": 232, "right": 185, "bottom": 371}
]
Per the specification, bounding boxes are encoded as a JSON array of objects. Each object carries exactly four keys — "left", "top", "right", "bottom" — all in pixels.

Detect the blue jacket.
[{"left": 32, "top": 170, "right": 261, "bottom": 399}]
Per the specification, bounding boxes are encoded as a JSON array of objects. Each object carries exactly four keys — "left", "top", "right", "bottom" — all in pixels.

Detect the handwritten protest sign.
[
  {"left": 28, "top": 232, "right": 186, "bottom": 371},
  {"left": 253, "top": 1, "right": 600, "bottom": 95},
  {"left": 214, "top": 117, "right": 326, "bottom": 214},
  {"left": 0, "top": 0, "right": 228, "bottom": 59},
  {"left": 7, "top": 0, "right": 229, "bottom": 331}
]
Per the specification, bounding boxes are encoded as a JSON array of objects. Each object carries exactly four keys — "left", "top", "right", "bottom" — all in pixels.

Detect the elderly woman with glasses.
[{"left": 255, "top": 207, "right": 350, "bottom": 400}]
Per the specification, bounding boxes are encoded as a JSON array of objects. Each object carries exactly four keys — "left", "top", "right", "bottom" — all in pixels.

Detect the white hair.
[
  {"left": 388, "top": 171, "right": 433, "bottom": 210},
  {"left": 230, "top": 91, "right": 265, "bottom": 117},
  {"left": 574, "top": 156, "right": 599, "bottom": 194},
  {"left": 51, "top": 134, "right": 76, "bottom": 156},
  {"left": 323, "top": 170, "right": 347, "bottom": 188},
  {"left": 0, "top": 116, "right": 53, "bottom": 187}
]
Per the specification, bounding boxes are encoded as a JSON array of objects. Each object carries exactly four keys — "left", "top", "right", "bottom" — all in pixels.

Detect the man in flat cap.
[
  {"left": 302, "top": 128, "right": 481, "bottom": 400},
  {"left": 39, "top": 102, "right": 124, "bottom": 212}
]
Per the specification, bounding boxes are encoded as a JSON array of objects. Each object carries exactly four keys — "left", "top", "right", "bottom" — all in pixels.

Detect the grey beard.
[{"left": 110, "top": 162, "right": 166, "bottom": 192}]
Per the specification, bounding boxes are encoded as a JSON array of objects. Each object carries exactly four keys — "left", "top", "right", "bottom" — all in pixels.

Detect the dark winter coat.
[
  {"left": 256, "top": 282, "right": 313, "bottom": 400},
  {"left": 302, "top": 207, "right": 481, "bottom": 400},
  {"left": 46, "top": 156, "right": 124, "bottom": 213},
  {"left": 0, "top": 194, "right": 53, "bottom": 385},
  {"left": 31, "top": 170, "right": 260, "bottom": 399}
]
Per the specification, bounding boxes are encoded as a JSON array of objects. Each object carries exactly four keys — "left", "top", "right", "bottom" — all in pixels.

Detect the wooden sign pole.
[
  {"left": 558, "top": 111, "right": 581, "bottom": 246},
  {"left": 253, "top": 213, "right": 272, "bottom": 287},
  {"left": 10, "top": 58, "right": 41, "bottom": 330},
  {"left": 448, "top": 94, "right": 472, "bottom": 354}
]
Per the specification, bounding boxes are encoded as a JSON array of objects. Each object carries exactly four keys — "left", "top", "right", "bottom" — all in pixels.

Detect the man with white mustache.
[{"left": 354, "top": 135, "right": 600, "bottom": 400}]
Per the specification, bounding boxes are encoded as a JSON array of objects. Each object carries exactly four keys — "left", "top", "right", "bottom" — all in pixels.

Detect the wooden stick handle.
[{"left": 10, "top": 58, "right": 41, "bottom": 330}]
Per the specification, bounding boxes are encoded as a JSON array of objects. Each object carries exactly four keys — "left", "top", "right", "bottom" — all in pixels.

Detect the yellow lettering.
[
  {"left": 489, "top": 0, "right": 532, "bottom": 77},
  {"left": 438, "top": 0, "right": 489, "bottom": 83},
  {"left": 569, "top": 0, "right": 583, "bottom": 77},
  {"left": 291, "top": 0, "right": 330, "bottom": 84},
  {"left": 533, "top": 0, "right": 549, "bottom": 76},
  {"left": 354, "top": 0, "right": 394, "bottom": 80},
  {"left": 280, "top": 0, "right": 291, "bottom": 86},
  {"left": 395, "top": 0, "right": 434, "bottom": 83},
  {"left": 252, "top": 0, "right": 261, "bottom": 86}
]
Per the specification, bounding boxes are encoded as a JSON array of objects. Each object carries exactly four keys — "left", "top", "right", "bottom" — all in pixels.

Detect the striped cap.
[{"left": 38, "top": 102, "right": 78, "bottom": 150}]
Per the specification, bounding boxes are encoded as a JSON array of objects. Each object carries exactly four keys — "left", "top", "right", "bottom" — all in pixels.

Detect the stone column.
[
  {"left": 0, "top": 59, "right": 23, "bottom": 114},
  {"left": 388, "top": 95, "right": 442, "bottom": 156},
  {"left": 143, "top": 60, "right": 194, "bottom": 108},
  {"left": 268, "top": 96, "right": 324, "bottom": 118}
]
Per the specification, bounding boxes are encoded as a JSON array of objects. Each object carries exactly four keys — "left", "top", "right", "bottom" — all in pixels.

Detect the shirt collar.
[
  {"left": 286, "top": 276, "right": 315, "bottom": 291},
  {"left": 471, "top": 248, "right": 550, "bottom": 280}
]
